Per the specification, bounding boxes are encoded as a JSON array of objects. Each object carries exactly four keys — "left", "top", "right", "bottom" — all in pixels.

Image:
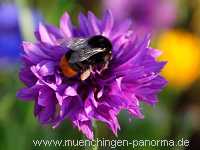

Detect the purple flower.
[
  {"left": 0, "top": 4, "right": 22, "bottom": 59},
  {"left": 0, "top": 3, "right": 43, "bottom": 69},
  {"left": 103, "top": 0, "right": 177, "bottom": 31},
  {"left": 17, "top": 10, "right": 167, "bottom": 139}
]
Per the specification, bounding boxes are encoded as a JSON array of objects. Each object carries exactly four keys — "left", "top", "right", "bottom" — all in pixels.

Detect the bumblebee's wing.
[
  {"left": 57, "top": 38, "right": 88, "bottom": 51},
  {"left": 69, "top": 47, "right": 106, "bottom": 63}
]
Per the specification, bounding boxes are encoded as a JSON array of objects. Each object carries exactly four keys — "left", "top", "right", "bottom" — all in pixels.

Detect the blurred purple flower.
[
  {"left": 103, "top": 0, "right": 176, "bottom": 31},
  {"left": 0, "top": 4, "right": 22, "bottom": 60},
  {"left": 17, "top": 10, "right": 167, "bottom": 139},
  {"left": 0, "top": 3, "right": 42, "bottom": 67}
]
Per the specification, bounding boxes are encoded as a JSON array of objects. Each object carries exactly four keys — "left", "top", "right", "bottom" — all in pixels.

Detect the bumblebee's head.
[{"left": 88, "top": 35, "right": 112, "bottom": 52}]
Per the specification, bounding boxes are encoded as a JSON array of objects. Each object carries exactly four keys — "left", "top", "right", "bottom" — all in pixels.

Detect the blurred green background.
[{"left": 0, "top": 0, "right": 200, "bottom": 150}]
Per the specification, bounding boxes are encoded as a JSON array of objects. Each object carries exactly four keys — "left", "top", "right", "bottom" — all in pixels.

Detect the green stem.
[
  {"left": 92, "top": 121, "right": 98, "bottom": 150},
  {"left": 92, "top": 144, "right": 98, "bottom": 150}
]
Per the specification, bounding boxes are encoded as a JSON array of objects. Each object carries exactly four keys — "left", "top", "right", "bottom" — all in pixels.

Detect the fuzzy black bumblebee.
[{"left": 59, "top": 35, "right": 112, "bottom": 80}]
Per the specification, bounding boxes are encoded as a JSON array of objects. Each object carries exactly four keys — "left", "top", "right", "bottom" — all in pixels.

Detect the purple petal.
[
  {"left": 148, "top": 48, "right": 162, "bottom": 58},
  {"left": 60, "top": 12, "right": 73, "bottom": 38},
  {"left": 36, "top": 60, "right": 56, "bottom": 77},
  {"left": 61, "top": 96, "right": 83, "bottom": 118},
  {"left": 94, "top": 103, "right": 120, "bottom": 135},
  {"left": 78, "top": 12, "right": 89, "bottom": 36},
  {"left": 19, "top": 67, "right": 37, "bottom": 86},
  {"left": 64, "top": 86, "right": 77, "bottom": 96},
  {"left": 45, "top": 24, "right": 63, "bottom": 39},
  {"left": 72, "top": 120, "right": 94, "bottom": 140},
  {"left": 23, "top": 42, "right": 51, "bottom": 64},
  {"left": 102, "top": 10, "right": 114, "bottom": 37},
  {"left": 17, "top": 82, "right": 41, "bottom": 100},
  {"left": 30, "top": 66, "right": 57, "bottom": 90},
  {"left": 38, "top": 87, "right": 54, "bottom": 106},
  {"left": 79, "top": 121, "right": 94, "bottom": 140},
  {"left": 87, "top": 11, "right": 101, "bottom": 34},
  {"left": 38, "top": 23, "right": 55, "bottom": 45}
]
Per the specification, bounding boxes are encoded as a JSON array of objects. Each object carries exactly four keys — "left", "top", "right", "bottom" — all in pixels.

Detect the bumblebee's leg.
[
  {"left": 80, "top": 66, "right": 93, "bottom": 81},
  {"left": 80, "top": 69, "right": 91, "bottom": 81}
]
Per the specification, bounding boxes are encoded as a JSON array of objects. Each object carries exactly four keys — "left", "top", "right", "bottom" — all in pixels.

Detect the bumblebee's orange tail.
[{"left": 59, "top": 56, "right": 77, "bottom": 77}]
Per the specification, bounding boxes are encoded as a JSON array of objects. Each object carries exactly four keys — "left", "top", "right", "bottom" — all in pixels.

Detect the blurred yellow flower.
[{"left": 157, "top": 30, "right": 200, "bottom": 89}]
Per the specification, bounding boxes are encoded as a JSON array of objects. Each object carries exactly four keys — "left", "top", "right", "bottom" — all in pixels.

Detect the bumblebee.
[{"left": 59, "top": 35, "right": 112, "bottom": 80}]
